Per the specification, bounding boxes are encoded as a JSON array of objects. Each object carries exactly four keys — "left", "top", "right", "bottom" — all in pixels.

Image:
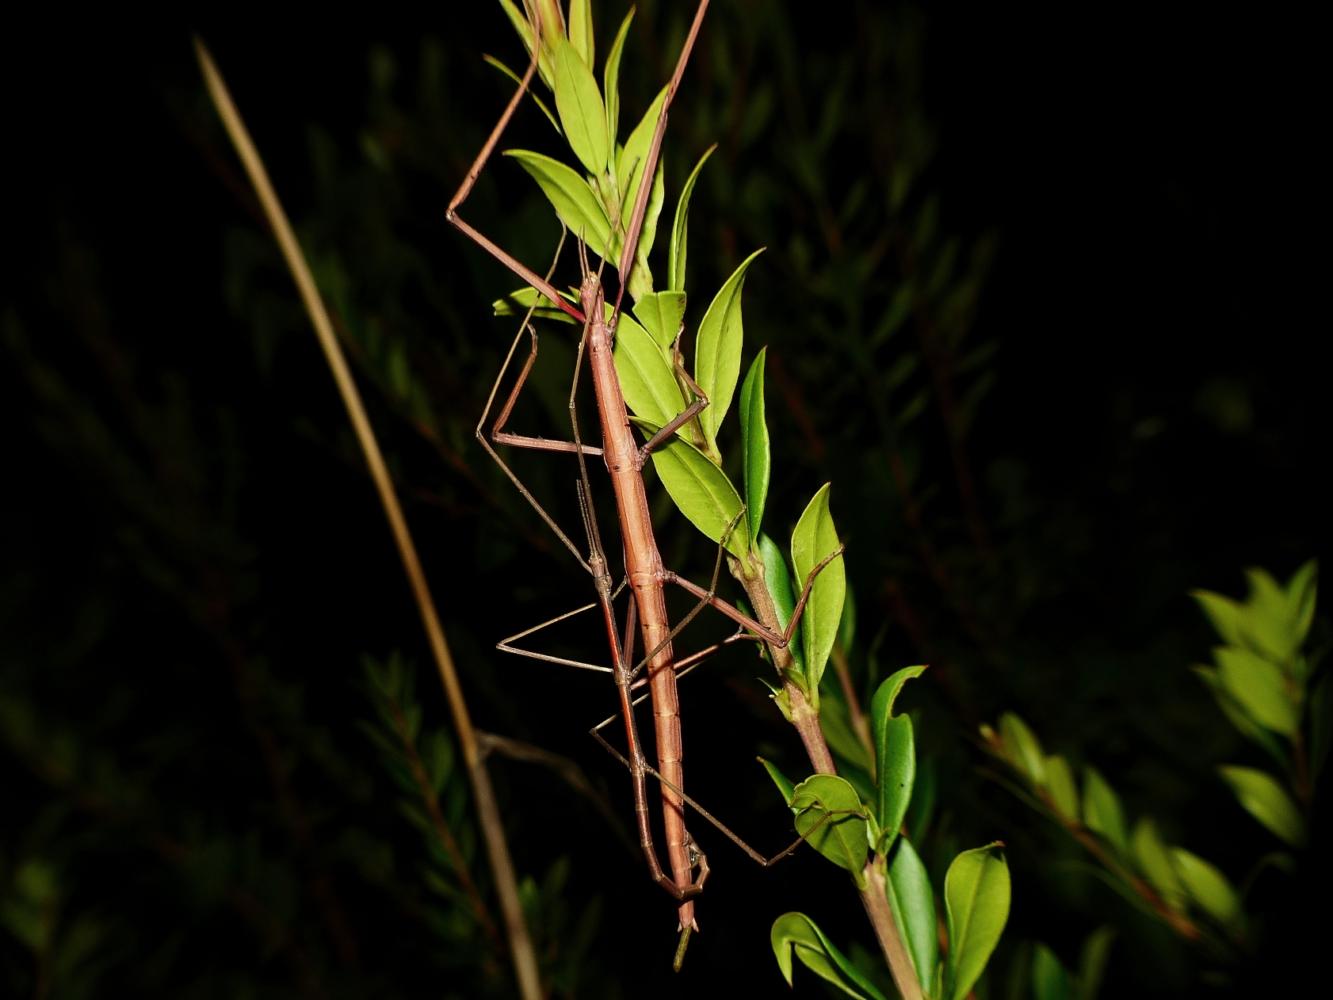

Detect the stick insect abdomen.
[{"left": 582, "top": 274, "right": 696, "bottom": 932}]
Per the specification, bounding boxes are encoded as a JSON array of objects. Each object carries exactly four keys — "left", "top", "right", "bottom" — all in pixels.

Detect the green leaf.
[
  {"left": 1214, "top": 645, "right": 1300, "bottom": 736},
  {"left": 1246, "top": 567, "right": 1298, "bottom": 664},
  {"left": 1081, "top": 766, "right": 1128, "bottom": 857},
  {"left": 625, "top": 162, "right": 665, "bottom": 302},
  {"left": 568, "top": 0, "right": 594, "bottom": 68},
  {"left": 613, "top": 311, "right": 681, "bottom": 427},
  {"left": 1032, "top": 944, "right": 1072, "bottom": 1000},
  {"left": 1044, "top": 754, "right": 1079, "bottom": 819},
  {"left": 492, "top": 284, "right": 580, "bottom": 322},
  {"left": 790, "top": 775, "right": 869, "bottom": 883},
  {"left": 1217, "top": 765, "right": 1307, "bottom": 847},
  {"left": 998, "top": 712, "right": 1046, "bottom": 786},
  {"left": 1192, "top": 665, "right": 1289, "bottom": 764},
  {"left": 1170, "top": 848, "right": 1242, "bottom": 934},
  {"left": 1075, "top": 927, "right": 1116, "bottom": 1000},
  {"left": 552, "top": 38, "right": 609, "bottom": 175},
  {"left": 668, "top": 143, "right": 716, "bottom": 292},
  {"left": 758, "top": 756, "right": 796, "bottom": 805},
  {"left": 602, "top": 5, "right": 634, "bottom": 144},
  {"left": 695, "top": 248, "right": 764, "bottom": 448},
  {"left": 944, "top": 843, "right": 1011, "bottom": 1000},
  {"left": 1285, "top": 560, "right": 1318, "bottom": 657},
  {"left": 838, "top": 582, "right": 858, "bottom": 654},
  {"left": 482, "top": 55, "right": 562, "bottom": 133},
  {"left": 885, "top": 837, "right": 938, "bottom": 987},
  {"left": 616, "top": 86, "right": 667, "bottom": 219},
  {"left": 790, "top": 483, "right": 846, "bottom": 695},
  {"left": 1191, "top": 588, "right": 1248, "bottom": 648},
  {"left": 870, "top": 666, "right": 926, "bottom": 851},
  {"left": 504, "top": 150, "right": 611, "bottom": 257},
  {"left": 495, "top": 0, "right": 556, "bottom": 89},
  {"left": 632, "top": 420, "right": 749, "bottom": 558},
  {"left": 738, "top": 348, "right": 770, "bottom": 540},
  {"left": 771, "top": 912, "right": 889, "bottom": 1000},
  {"left": 632, "top": 290, "right": 686, "bottom": 350},
  {"left": 758, "top": 532, "right": 805, "bottom": 675},
  {"left": 1130, "top": 818, "right": 1185, "bottom": 910}
]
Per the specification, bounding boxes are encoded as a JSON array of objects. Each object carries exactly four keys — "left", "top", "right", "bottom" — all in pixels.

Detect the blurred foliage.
[{"left": 2, "top": 0, "right": 1324, "bottom": 996}]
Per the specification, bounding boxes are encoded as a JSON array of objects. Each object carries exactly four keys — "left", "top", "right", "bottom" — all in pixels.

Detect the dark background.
[{"left": 2, "top": 3, "right": 1325, "bottom": 997}]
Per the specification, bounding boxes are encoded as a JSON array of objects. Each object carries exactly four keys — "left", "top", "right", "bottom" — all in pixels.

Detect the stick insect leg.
[
  {"left": 663, "top": 543, "right": 848, "bottom": 650},
  {"left": 575, "top": 488, "right": 707, "bottom": 909},
  {"left": 495, "top": 576, "right": 631, "bottom": 674},
  {"left": 475, "top": 232, "right": 600, "bottom": 571},
  {"left": 636, "top": 357, "right": 710, "bottom": 464},
  {"left": 446, "top": 9, "right": 583, "bottom": 323},
  {"left": 590, "top": 716, "right": 843, "bottom": 869}
]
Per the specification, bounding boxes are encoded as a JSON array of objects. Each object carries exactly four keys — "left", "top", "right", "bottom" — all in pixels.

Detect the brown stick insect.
[{"left": 448, "top": 0, "right": 845, "bottom": 963}]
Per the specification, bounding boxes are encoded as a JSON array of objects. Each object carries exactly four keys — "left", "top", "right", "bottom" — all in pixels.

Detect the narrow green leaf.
[
  {"left": 668, "top": 143, "right": 715, "bottom": 293},
  {"left": 568, "top": 0, "right": 594, "bottom": 67},
  {"left": 820, "top": 685, "right": 873, "bottom": 774},
  {"left": 552, "top": 37, "right": 609, "bottom": 174},
  {"left": 838, "top": 582, "right": 858, "bottom": 654},
  {"left": 602, "top": 5, "right": 634, "bottom": 145},
  {"left": 1170, "top": 848, "right": 1242, "bottom": 934},
  {"left": 632, "top": 290, "right": 686, "bottom": 350},
  {"left": 944, "top": 843, "right": 1011, "bottom": 1000},
  {"left": 1214, "top": 645, "right": 1300, "bottom": 736},
  {"left": 1130, "top": 818, "right": 1185, "bottom": 909},
  {"left": 492, "top": 284, "right": 580, "bottom": 322},
  {"left": 758, "top": 756, "right": 796, "bottom": 805},
  {"left": 738, "top": 348, "right": 770, "bottom": 540},
  {"left": 504, "top": 150, "right": 611, "bottom": 257},
  {"left": 885, "top": 837, "right": 938, "bottom": 987},
  {"left": 790, "top": 483, "right": 846, "bottom": 694},
  {"left": 613, "top": 311, "right": 681, "bottom": 426},
  {"left": 771, "top": 912, "right": 889, "bottom": 1000},
  {"left": 482, "top": 55, "right": 562, "bottom": 133},
  {"left": 625, "top": 161, "right": 665, "bottom": 302},
  {"left": 1032, "top": 944, "right": 1072, "bottom": 1000},
  {"left": 789, "top": 775, "right": 869, "bottom": 883},
  {"left": 1245, "top": 567, "right": 1298, "bottom": 663},
  {"left": 495, "top": 0, "right": 555, "bottom": 89},
  {"left": 1074, "top": 927, "right": 1116, "bottom": 1000},
  {"left": 1218, "top": 765, "right": 1307, "bottom": 847},
  {"left": 1043, "top": 754, "right": 1079, "bottom": 819},
  {"left": 1081, "top": 766, "right": 1128, "bottom": 857},
  {"left": 758, "top": 532, "right": 805, "bottom": 675},
  {"left": 870, "top": 666, "right": 926, "bottom": 851},
  {"left": 616, "top": 86, "right": 667, "bottom": 218},
  {"left": 874, "top": 717, "right": 914, "bottom": 853},
  {"left": 1285, "top": 560, "right": 1318, "bottom": 656},
  {"left": 631, "top": 420, "right": 749, "bottom": 558},
  {"left": 1191, "top": 589, "right": 1247, "bottom": 649},
  {"left": 1193, "top": 665, "right": 1289, "bottom": 764},
  {"left": 998, "top": 712, "right": 1046, "bottom": 786},
  {"left": 694, "top": 248, "right": 764, "bottom": 448}
]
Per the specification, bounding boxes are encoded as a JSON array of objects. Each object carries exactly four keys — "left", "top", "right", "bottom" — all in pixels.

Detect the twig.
[
  {"left": 732, "top": 558, "right": 923, "bottom": 1000},
  {"left": 194, "top": 41, "right": 543, "bottom": 1000}
]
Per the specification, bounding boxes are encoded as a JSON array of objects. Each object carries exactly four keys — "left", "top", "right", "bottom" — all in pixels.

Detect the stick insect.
[{"left": 449, "top": 0, "right": 843, "bottom": 950}]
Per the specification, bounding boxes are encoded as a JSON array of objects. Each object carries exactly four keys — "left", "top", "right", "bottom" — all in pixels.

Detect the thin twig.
[
  {"left": 732, "top": 557, "right": 923, "bottom": 999},
  {"left": 194, "top": 41, "right": 543, "bottom": 1000}
]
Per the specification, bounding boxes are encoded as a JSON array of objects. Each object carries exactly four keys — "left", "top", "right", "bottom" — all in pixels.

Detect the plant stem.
[
  {"left": 733, "top": 559, "right": 922, "bottom": 998},
  {"left": 195, "top": 41, "right": 543, "bottom": 1000}
]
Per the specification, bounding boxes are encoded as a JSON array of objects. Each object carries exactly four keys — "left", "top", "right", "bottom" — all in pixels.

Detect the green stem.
[{"left": 734, "top": 560, "right": 922, "bottom": 998}]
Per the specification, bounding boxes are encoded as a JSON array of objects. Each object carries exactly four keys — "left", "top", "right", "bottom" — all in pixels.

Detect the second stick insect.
[{"left": 449, "top": 0, "right": 843, "bottom": 950}]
